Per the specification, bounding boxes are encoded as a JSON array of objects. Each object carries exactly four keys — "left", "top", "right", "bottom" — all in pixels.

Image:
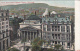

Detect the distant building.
[{"left": 0, "top": 9, "right": 10, "bottom": 51}]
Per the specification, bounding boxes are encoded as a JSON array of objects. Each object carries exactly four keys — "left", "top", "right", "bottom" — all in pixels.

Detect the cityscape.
[{"left": 0, "top": 1, "right": 74, "bottom": 51}]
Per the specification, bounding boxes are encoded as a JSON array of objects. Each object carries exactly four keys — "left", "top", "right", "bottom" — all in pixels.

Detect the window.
[
  {"left": 62, "top": 21, "right": 64, "bottom": 24},
  {"left": 67, "top": 26, "right": 70, "bottom": 32},
  {"left": 55, "top": 26, "right": 57, "bottom": 28},
  {"left": 2, "top": 22, "right": 4, "bottom": 25},
  {"left": 6, "top": 25, "right": 8, "bottom": 27},
  {"left": 55, "top": 34, "right": 57, "bottom": 39},
  {"left": 58, "top": 34, "right": 60, "bottom": 39},
  {"left": 52, "top": 29, "right": 54, "bottom": 31},
  {"left": 67, "top": 21, "right": 69, "bottom": 24},
  {"left": 6, "top": 13, "right": 8, "bottom": 16},
  {"left": 3, "top": 34, "right": 4, "bottom": 38},
  {"left": 47, "top": 25, "right": 51, "bottom": 31},
  {"left": 52, "top": 34, "right": 54, "bottom": 39},
  {"left": 1, "top": 13, "right": 3, "bottom": 16},
  {"left": 58, "top": 42, "right": 60, "bottom": 44},
  {"left": 61, "top": 26, "right": 65, "bottom": 32},
  {"left": 55, "top": 41, "right": 57, "bottom": 44},
  {"left": 6, "top": 18, "right": 8, "bottom": 20},
  {"left": 53, "top": 41, "right": 54, "bottom": 43},
  {"left": 7, "top": 39, "right": 8, "bottom": 47},
  {"left": 43, "top": 25, "right": 46, "bottom": 31},
  {"left": 2, "top": 26, "right": 4, "bottom": 29},
  {"left": 55, "top": 29, "right": 57, "bottom": 31},
  {"left": 3, "top": 41, "right": 5, "bottom": 49},
  {"left": 52, "top": 26, "right": 54, "bottom": 28}
]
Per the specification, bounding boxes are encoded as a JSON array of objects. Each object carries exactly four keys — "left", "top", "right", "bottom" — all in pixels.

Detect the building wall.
[
  {"left": 42, "top": 17, "right": 72, "bottom": 49},
  {"left": 0, "top": 10, "right": 10, "bottom": 51}
]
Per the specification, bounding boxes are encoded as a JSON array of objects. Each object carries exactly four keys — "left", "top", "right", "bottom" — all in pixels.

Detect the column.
[
  {"left": 27, "top": 31, "right": 28, "bottom": 42},
  {"left": 51, "top": 25, "right": 52, "bottom": 31},
  {"left": 46, "top": 25, "right": 47, "bottom": 31},
  {"left": 60, "top": 26, "right": 61, "bottom": 32},
  {"left": 5, "top": 39, "right": 7, "bottom": 50},
  {"left": 65, "top": 25, "right": 66, "bottom": 32},
  {"left": 36, "top": 32, "right": 37, "bottom": 38},
  {"left": 70, "top": 25, "right": 71, "bottom": 33},
  {"left": 21, "top": 31, "right": 22, "bottom": 40},
  {"left": 30, "top": 31, "right": 31, "bottom": 41},
  {"left": 1, "top": 41, "right": 3, "bottom": 50},
  {"left": 24, "top": 31, "right": 26, "bottom": 42},
  {"left": 60, "top": 42, "right": 62, "bottom": 45},
  {"left": 33, "top": 32, "right": 34, "bottom": 40},
  {"left": 65, "top": 42, "right": 67, "bottom": 49}
]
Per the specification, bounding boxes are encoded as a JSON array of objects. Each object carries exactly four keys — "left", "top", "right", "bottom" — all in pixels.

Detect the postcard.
[{"left": 0, "top": 0, "right": 75, "bottom": 51}]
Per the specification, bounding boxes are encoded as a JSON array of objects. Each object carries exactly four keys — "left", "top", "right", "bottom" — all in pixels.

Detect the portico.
[{"left": 19, "top": 26, "right": 42, "bottom": 42}]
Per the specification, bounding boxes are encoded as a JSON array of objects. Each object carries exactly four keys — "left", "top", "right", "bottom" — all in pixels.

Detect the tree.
[
  {"left": 54, "top": 44, "right": 62, "bottom": 51},
  {"left": 47, "top": 48, "right": 53, "bottom": 51},
  {"left": 31, "top": 38, "right": 45, "bottom": 51}
]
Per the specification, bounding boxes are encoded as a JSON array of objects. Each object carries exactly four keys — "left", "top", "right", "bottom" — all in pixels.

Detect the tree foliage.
[
  {"left": 54, "top": 44, "right": 62, "bottom": 50},
  {"left": 31, "top": 38, "right": 45, "bottom": 51}
]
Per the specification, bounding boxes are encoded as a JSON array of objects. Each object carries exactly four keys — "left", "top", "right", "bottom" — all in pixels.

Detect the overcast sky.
[{"left": 0, "top": 0, "right": 74, "bottom": 8}]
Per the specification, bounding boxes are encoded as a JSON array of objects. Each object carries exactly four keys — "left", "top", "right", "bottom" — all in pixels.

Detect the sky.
[{"left": 0, "top": 0, "right": 74, "bottom": 8}]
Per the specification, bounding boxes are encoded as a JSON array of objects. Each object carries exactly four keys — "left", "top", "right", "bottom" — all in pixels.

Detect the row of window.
[
  {"left": 0, "top": 32, "right": 9, "bottom": 39},
  {"left": 52, "top": 41, "right": 70, "bottom": 47},
  {"left": 0, "top": 25, "right": 8, "bottom": 30},
  {"left": 0, "top": 18, "right": 8, "bottom": 21},
  {"left": 0, "top": 39, "right": 8, "bottom": 50},
  {"left": 0, "top": 22, "right": 8, "bottom": 26},
  {"left": 43, "top": 25, "right": 70, "bottom": 32},
  {"left": 0, "top": 13, "right": 8, "bottom": 16},
  {"left": 52, "top": 34, "right": 70, "bottom": 40},
  {"left": 43, "top": 20, "right": 70, "bottom": 24}
]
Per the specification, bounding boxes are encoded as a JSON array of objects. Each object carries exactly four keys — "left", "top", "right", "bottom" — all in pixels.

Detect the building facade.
[
  {"left": 18, "top": 15, "right": 42, "bottom": 42},
  {"left": 19, "top": 26, "right": 42, "bottom": 42},
  {"left": 0, "top": 9, "right": 10, "bottom": 51},
  {"left": 42, "top": 15, "right": 73, "bottom": 49}
]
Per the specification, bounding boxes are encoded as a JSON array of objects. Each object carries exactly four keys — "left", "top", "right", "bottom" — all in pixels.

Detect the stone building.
[
  {"left": 18, "top": 15, "right": 42, "bottom": 42},
  {"left": 19, "top": 26, "right": 42, "bottom": 42},
  {"left": 42, "top": 14, "right": 73, "bottom": 49},
  {"left": 0, "top": 9, "right": 10, "bottom": 51}
]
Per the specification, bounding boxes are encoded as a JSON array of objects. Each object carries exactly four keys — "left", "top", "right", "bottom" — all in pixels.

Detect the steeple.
[{"left": 42, "top": 8, "right": 48, "bottom": 17}]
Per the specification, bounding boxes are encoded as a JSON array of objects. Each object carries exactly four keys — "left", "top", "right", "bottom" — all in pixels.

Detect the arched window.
[{"left": 1, "top": 13, "right": 3, "bottom": 16}]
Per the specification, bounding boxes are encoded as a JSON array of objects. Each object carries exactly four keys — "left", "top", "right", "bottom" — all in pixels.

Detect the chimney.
[
  {"left": 35, "top": 11, "right": 36, "bottom": 15},
  {"left": 70, "top": 16, "right": 72, "bottom": 21},
  {"left": 49, "top": 12, "right": 50, "bottom": 16},
  {"left": 24, "top": 15, "right": 26, "bottom": 20},
  {"left": 58, "top": 15, "right": 60, "bottom": 17}
]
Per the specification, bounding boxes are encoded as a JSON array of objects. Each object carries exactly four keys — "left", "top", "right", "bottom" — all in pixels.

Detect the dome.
[
  {"left": 27, "top": 15, "right": 41, "bottom": 20},
  {"left": 51, "top": 11, "right": 57, "bottom": 14}
]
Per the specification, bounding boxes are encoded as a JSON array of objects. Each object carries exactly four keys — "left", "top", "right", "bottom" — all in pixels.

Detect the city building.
[
  {"left": 18, "top": 15, "right": 42, "bottom": 42},
  {"left": 42, "top": 13, "right": 74, "bottom": 49},
  {"left": 18, "top": 8, "right": 74, "bottom": 50},
  {"left": 0, "top": 9, "right": 10, "bottom": 51}
]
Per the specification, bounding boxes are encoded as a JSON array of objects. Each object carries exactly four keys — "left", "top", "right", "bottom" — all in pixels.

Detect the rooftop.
[{"left": 27, "top": 15, "right": 41, "bottom": 20}]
